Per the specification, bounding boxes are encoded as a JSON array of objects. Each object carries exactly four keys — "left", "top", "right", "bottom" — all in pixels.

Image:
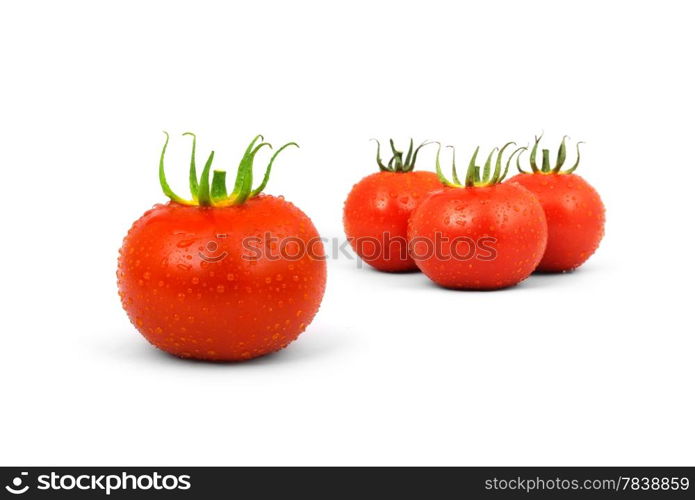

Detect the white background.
[{"left": 1, "top": 0, "right": 693, "bottom": 466}]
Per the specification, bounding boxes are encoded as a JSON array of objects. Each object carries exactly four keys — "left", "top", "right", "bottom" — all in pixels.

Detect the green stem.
[
  {"left": 183, "top": 132, "right": 199, "bottom": 201},
  {"left": 231, "top": 135, "right": 263, "bottom": 195},
  {"left": 371, "top": 139, "right": 389, "bottom": 172},
  {"left": 251, "top": 142, "right": 299, "bottom": 197},
  {"left": 465, "top": 146, "right": 480, "bottom": 187},
  {"left": 196, "top": 151, "right": 216, "bottom": 206},
  {"left": 158, "top": 131, "right": 192, "bottom": 205},
  {"left": 156, "top": 132, "right": 298, "bottom": 207},
  {"left": 407, "top": 141, "right": 432, "bottom": 172},
  {"left": 508, "top": 146, "right": 528, "bottom": 177},
  {"left": 562, "top": 141, "right": 584, "bottom": 174},
  {"left": 403, "top": 138, "right": 414, "bottom": 169},
  {"left": 553, "top": 135, "right": 568, "bottom": 173},
  {"left": 438, "top": 143, "right": 518, "bottom": 188},
  {"left": 435, "top": 143, "right": 452, "bottom": 186},
  {"left": 529, "top": 134, "right": 542, "bottom": 173},
  {"left": 518, "top": 135, "right": 585, "bottom": 175},
  {"left": 491, "top": 142, "right": 515, "bottom": 184},
  {"left": 371, "top": 138, "right": 431, "bottom": 173},
  {"left": 211, "top": 170, "right": 227, "bottom": 202},
  {"left": 541, "top": 149, "right": 551, "bottom": 173},
  {"left": 447, "top": 145, "right": 461, "bottom": 185},
  {"left": 230, "top": 142, "right": 271, "bottom": 205},
  {"left": 389, "top": 139, "right": 403, "bottom": 171},
  {"left": 481, "top": 148, "right": 497, "bottom": 183}
]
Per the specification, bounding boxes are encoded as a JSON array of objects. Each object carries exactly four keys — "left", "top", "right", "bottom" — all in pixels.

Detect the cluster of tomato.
[
  {"left": 344, "top": 136, "right": 605, "bottom": 289},
  {"left": 117, "top": 133, "right": 604, "bottom": 362}
]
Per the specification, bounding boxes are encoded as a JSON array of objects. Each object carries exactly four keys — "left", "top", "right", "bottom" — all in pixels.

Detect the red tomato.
[
  {"left": 507, "top": 136, "right": 605, "bottom": 272},
  {"left": 343, "top": 139, "right": 442, "bottom": 272},
  {"left": 408, "top": 143, "right": 547, "bottom": 290},
  {"left": 117, "top": 133, "right": 326, "bottom": 361}
]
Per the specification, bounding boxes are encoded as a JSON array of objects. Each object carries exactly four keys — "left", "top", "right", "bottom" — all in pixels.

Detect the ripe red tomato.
[
  {"left": 118, "top": 133, "right": 326, "bottom": 361},
  {"left": 507, "top": 136, "right": 605, "bottom": 272},
  {"left": 343, "top": 139, "right": 442, "bottom": 272},
  {"left": 408, "top": 143, "right": 547, "bottom": 290}
]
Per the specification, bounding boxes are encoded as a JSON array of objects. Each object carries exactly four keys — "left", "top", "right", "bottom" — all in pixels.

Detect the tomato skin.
[
  {"left": 343, "top": 171, "right": 443, "bottom": 272},
  {"left": 117, "top": 195, "right": 326, "bottom": 361},
  {"left": 507, "top": 173, "right": 605, "bottom": 272},
  {"left": 407, "top": 183, "right": 547, "bottom": 290}
]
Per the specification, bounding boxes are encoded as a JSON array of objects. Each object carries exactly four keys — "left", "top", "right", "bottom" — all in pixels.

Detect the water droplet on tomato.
[{"left": 177, "top": 239, "right": 196, "bottom": 248}]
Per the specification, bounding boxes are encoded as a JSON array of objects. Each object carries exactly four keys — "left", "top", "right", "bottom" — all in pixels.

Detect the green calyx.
[
  {"left": 371, "top": 138, "right": 432, "bottom": 173},
  {"left": 517, "top": 133, "right": 584, "bottom": 175},
  {"left": 435, "top": 142, "right": 526, "bottom": 188},
  {"left": 158, "top": 132, "right": 298, "bottom": 207}
]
